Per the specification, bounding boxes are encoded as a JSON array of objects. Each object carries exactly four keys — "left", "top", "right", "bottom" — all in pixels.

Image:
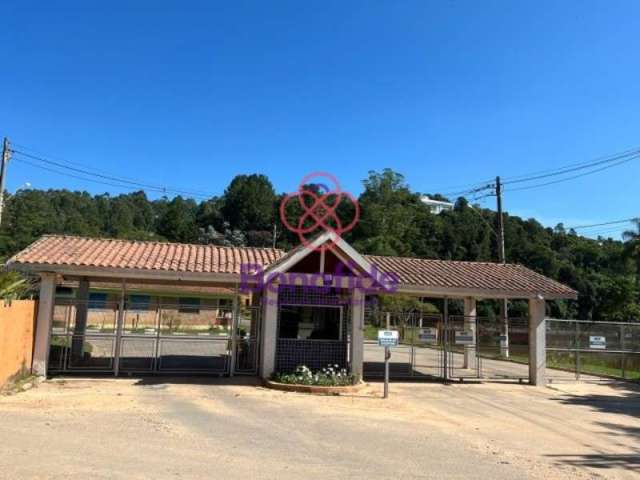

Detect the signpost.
[
  {"left": 378, "top": 330, "right": 399, "bottom": 398},
  {"left": 417, "top": 327, "right": 438, "bottom": 344},
  {"left": 455, "top": 330, "right": 474, "bottom": 345},
  {"left": 589, "top": 336, "right": 606, "bottom": 350}
]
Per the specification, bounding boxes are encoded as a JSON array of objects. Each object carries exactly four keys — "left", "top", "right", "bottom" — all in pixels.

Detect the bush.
[{"left": 272, "top": 364, "right": 358, "bottom": 386}]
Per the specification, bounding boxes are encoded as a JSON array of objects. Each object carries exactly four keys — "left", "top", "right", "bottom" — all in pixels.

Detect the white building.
[{"left": 421, "top": 196, "right": 454, "bottom": 214}]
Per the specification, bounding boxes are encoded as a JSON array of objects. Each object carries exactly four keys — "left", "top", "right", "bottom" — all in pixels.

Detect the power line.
[
  {"left": 503, "top": 154, "right": 640, "bottom": 192},
  {"left": 431, "top": 145, "right": 640, "bottom": 198},
  {"left": 501, "top": 146, "right": 640, "bottom": 184},
  {"left": 10, "top": 146, "right": 217, "bottom": 199},
  {"left": 11, "top": 157, "right": 183, "bottom": 195},
  {"left": 502, "top": 149, "right": 640, "bottom": 186},
  {"left": 567, "top": 217, "right": 638, "bottom": 230}
]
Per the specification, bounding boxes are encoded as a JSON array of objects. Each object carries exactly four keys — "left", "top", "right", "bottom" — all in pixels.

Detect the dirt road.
[{"left": 0, "top": 378, "right": 638, "bottom": 479}]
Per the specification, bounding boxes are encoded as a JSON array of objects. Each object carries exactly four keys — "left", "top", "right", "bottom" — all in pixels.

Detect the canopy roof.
[{"left": 7, "top": 234, "right": 577, "bottom": 299}]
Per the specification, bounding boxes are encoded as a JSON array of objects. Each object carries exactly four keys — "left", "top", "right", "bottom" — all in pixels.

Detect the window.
[
  {"left": 56, "top": 286, "right": 73, "bottom": 297},
  {"left": 278, "top": 306, "right": 342, "bottom": 340},
  {"left": 178, "top": 297, "right": 201, "bottom": 313},
  {"left": 88, "top": 293, "right": 108, "bottom": 310},
  {"left": 129, "top": 294, "right": 151, "bottom": 311}
]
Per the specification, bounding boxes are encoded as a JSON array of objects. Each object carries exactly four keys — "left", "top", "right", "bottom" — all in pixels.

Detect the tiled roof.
[
  {"left": 366, "top": 255, "right": 577, "bottom": 298},
  {"left": 8, "top": 235, "right": 577, "bottom": 298},
  {"left": 8, "top": 235, "right": 284, "bottom": 274}
]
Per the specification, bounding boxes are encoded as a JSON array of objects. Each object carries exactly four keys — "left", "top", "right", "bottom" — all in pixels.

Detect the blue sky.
[{"left": 2, "top": 1, "right": 639, "bottom": 238}]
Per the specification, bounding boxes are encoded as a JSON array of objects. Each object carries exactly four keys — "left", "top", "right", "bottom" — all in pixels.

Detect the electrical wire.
[
  {"left": 503, "top": 154, "right": 640, "bottom": 192},
  {"left": 567, "top": 218, "right": 638, "bottom": 230},
  {"left": 10, "top": 147, "right": 217, "bottom": 199}
]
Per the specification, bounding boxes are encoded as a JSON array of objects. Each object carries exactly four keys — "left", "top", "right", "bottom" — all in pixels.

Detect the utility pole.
[
  {"left": 0, "top": 137, "right": 11, "bottom": 226},
  {"left": 495, "top": 176, "right": 509, "bottom": 358}
]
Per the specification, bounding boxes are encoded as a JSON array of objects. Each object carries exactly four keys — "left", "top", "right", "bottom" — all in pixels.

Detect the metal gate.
[
  {"left": 363, "top": 310, "right": 530, "bottom": 382},
  {"left": 47, "top": 298, "right": 261, "bottom": 376}
]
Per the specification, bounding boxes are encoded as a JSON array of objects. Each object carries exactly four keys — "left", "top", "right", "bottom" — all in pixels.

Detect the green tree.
[
  {"left": 157, "top": 196, "right": 198, "bottom": 243},
  {"left": 222, "top": 174, "right": 277, "bottom": 232}
]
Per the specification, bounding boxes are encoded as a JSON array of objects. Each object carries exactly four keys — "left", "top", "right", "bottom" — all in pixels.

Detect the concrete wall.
[{"left": 0, "top": 300, "right": 37, "bottom": 387}]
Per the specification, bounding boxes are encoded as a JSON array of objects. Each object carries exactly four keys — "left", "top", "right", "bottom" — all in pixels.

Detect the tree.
[
  {"left": 221, "top": 175, "right": 277, "bottom": 232},
  {"left": 157, "top": 196, "right": 198, "bottom": 243},
  {"left": 353, "top": 169, "right": 424, "bottom": 256}
]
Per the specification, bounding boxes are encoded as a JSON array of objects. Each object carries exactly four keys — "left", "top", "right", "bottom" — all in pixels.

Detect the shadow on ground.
[
  {"left": 551, "top": 382, "right": 640, "bottom": 418},
  {"left": 548, "top": 385, "right": 640, "bottom": 471}
]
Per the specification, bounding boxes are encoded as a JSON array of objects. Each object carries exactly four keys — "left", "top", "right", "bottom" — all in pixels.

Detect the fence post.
[
  {"left": 229, "top": 286, "right": 240, "bottom": 377},
  {"left": 621, "top": 324, "right": 626, "bottom": 380},
  {"left": 575, "top": 321, "right": 580, "bottom": 381},
  {"left": 113, "top": 280, "right": 126, "bottom": 377},
  {"left": 443, "top": 297, "right": 449, "bottom": 382}
]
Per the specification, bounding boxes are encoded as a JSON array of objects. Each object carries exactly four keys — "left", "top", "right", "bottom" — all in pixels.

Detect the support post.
[
  {"left": 528, "top": 297, "right": 546, "bottom": 386},
  {"left": 350, "top": 288, "right": 364, "bottom": 380},
  {"left": 71, "top": 278, "right": 89, "bottom": 361},
  {"left": 463, "top": 297, "right": 477, "bottom": 369},
  {"left": 113, "top": 280, "right": 126, "bottom": 377},
  {"left": 32, "top": 272, "right": 57, "bottom": 377},
  {"left": 229, "top": 285, "right": 240, "bottom": 376},
  {"left": 259, "top": 285, "right": 278, "bottom": 379},
  {"left": 443, "top": 297, "right": 449, "bottom": 382}
]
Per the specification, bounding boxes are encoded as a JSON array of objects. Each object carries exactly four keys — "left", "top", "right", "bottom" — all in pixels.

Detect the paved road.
[{"left": 1, "top": 378, "right": 638, "bottom": 479}]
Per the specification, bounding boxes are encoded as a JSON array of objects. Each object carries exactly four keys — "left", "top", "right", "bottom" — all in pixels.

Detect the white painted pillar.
[
  {"left": 528, "top": 298, "right": 546, "bottom": 386},
  {"left": 32, "top": 272, "right": 57, "bottom": 377},
  {"left": 463, "top": 297, "right": 477, "bottom": 369},
  {"left": 259, "top": 285, "right": 278, "bottom": 379},
  {"left": 350, "top": 289, "right": 364, "bottom": 380}
]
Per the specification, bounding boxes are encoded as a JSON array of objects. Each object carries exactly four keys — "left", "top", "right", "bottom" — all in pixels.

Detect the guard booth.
[{"left": 7, "top": 232, "right": 577, "bottom": 385}]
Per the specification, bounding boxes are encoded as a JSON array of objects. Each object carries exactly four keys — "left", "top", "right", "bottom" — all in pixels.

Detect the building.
[
  {"left": 421, "top": 196, "right": 454, "bottom": 214},
  {"left": 7, "top": 232, "right": 577, "bottom": 385}
]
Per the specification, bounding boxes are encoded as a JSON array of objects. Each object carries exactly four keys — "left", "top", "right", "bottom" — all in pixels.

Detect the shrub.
[{"left": 272, "top": 364, "right": 358, "bottom": 386}]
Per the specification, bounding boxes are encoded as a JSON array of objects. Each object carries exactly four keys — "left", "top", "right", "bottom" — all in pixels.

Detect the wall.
[{"left": 0, "top": 300, "right": 37, "bottom": 387}]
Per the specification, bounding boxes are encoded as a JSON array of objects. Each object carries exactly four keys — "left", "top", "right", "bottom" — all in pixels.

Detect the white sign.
[
  {"left": 589, "top": 336, "right": 606, "bottom": 350},
  {"left": 378, "top": 330, "right": 399, "bottom": 347},
  {"left": 455, "top": 331, "right": 474, "bottom": 345},
  {"left": 417, "top": 327, "right": 438, "bottom": 344}
]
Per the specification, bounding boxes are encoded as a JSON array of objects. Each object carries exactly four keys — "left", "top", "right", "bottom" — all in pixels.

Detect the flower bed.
[
  {"left": 272, "top": 365, "right": 358, "bottom": 386},
  {"left": 267, "top": 365, "right": 363, "bottom": 395}
]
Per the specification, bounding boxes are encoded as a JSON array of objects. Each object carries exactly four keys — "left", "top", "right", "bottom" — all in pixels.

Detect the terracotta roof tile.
[
  {"left": 365, "top": 254, "right": 577, "bottom": 298},
  {"left": 7, "top": 235, "right": 577, "bottom": 298},
  {"left": 8, "top": 235, "right": 284, "bottom": 275}
]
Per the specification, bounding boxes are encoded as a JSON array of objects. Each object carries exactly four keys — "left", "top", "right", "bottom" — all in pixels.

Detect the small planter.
[{"left": 264, "top": 379, "right": 365, "bottom": 395}]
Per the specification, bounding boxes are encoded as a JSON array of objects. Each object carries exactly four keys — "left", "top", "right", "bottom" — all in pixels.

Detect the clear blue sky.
[{"left": 2, "top": 1, "right": 640, "bottom": 237}]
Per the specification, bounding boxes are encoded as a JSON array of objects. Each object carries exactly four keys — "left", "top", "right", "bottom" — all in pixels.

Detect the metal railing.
[
  {"left": 48, "top": 299, "right": 261, "bottom": 376},
  {"left": 546, "top": 318, "right": 640, "bottom": 381}
]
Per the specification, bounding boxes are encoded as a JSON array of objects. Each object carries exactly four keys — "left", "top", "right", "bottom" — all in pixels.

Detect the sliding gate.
[
  {"left": 47, "top": 298, "right": 261, "bottom": 376},
  {"left": 362, "top": 311, "right": 530, "bottom": 382}
]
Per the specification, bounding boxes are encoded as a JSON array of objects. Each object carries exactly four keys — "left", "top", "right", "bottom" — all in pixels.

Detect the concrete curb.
[{"left": 264, "top": 379, "right": 366, "bottom": 395}]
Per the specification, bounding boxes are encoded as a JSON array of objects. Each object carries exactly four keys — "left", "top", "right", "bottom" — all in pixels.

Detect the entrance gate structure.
[{"left": 8, "top": 233, "right": 578, "bottom": 385}]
